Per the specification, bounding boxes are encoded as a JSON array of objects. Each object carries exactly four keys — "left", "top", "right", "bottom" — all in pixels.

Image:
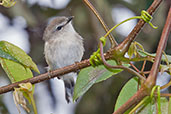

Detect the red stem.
[
  {"left": 113, "top": 6, "right": 171, "bottom": 114},
  {"left": 145, "top": 7, "right": 171, "bottom": 87}
]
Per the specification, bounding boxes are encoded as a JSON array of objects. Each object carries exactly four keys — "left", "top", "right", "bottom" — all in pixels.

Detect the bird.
[{"left": 43, "top": 16, "right": 84, "bottom": 103}]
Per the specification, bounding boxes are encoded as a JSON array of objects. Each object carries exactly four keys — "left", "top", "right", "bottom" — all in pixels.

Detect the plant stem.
[
  {"left": 99, "top": 41, "right": 146, "bottom": 80},
  {"left": 145, "top": 7, "right": 171, "bottom": 87}
]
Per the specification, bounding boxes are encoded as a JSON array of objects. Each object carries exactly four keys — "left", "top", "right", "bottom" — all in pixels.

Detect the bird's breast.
[{"left": 44, "top": 37, "right": 83, "bottom": 70}]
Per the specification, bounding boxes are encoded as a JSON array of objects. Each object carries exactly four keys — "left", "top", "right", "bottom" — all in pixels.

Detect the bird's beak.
[{"left": 67, "top": 16, "right": 74, "bottom": 24}]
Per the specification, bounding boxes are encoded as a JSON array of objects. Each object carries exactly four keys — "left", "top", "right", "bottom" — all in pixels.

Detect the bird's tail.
[{"left": 62, "top": 73, "right": 76, "bottom": 103}]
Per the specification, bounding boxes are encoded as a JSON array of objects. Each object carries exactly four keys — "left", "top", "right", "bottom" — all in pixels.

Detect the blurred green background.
[{"left": 0, "top": 0, "right": 170, "bottom": 114}]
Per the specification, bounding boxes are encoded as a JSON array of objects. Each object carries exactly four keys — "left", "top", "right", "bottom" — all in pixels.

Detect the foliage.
[
  {"left": 0, "top": 0, "right": 170, "bottom": 114},
  {"left": 0, "top": 41, "right": 39, "bottom": 114},
  {"left": 73, "top": 60, "right": 129, "bottom": 101}
]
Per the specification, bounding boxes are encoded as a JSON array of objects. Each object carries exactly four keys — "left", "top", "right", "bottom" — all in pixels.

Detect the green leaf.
[
  {"left": 114, "top": 77, "right": 138, "bottom": 111},
  {"left": 137, "top": 97, "right": 168, "bottom": 114},
  {"left": 0, "top": 41, "right": 39, "bottom": 73},
  {"left": 73, "top": 60, "right": 129, "bottom": 101},
  {"left": 128, "top": 42, "right": 135, "bottom": 59},
  {"left": 0, "top": 58, "right": 33, "bottom": 83},
  {"left": 115, "top": 77, "right": 169, "bottom": 114}
]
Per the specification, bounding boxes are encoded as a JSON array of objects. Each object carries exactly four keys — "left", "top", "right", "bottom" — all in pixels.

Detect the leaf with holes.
[{"left": 73, "top": 60, "right": 129, "bottom": 101}]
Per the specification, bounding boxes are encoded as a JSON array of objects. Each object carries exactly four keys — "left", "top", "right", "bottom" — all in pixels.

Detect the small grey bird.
[{"left": 43, "top": 16, "right": 84, "bottom": 103}]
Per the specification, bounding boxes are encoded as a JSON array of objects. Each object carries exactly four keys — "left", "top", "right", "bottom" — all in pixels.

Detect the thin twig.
[
  {"left": 141, "top": 60, "right": 146, "bottom": 73},
  {"left": 83, "top": 0, "right": 118, "bottom": 47},
  {"left": 129, "top": 62, "right": 140, "bottom": 73},
  {"left": 143, "top": 71, "right": 150, "bottom": 74}
]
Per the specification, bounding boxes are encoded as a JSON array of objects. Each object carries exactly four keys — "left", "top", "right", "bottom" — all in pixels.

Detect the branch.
[
  {"left": 113, "top": 6, "right": 171, "bottom": 114},
  {"left": 114, "top": 0, "right": 163, "bottom": 54},
  {"left": 0, "top": 59, "right": 91, "bottom": 94},
  {"left": 0, "top": 0, "right": 163, "bottom": 95}
]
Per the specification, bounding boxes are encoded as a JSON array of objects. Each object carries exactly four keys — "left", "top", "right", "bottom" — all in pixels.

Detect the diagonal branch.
[
  {"left": 114, "top": 0, "right": 163, "bottom": 54},
  {"left": 113, "top": 7, "right": 171, "bottom": 114},
  {"left": 145, "top": 7, "right": 171, "bottom": 86}
]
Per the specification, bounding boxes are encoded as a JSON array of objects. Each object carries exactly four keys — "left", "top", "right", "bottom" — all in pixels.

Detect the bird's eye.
[{"left": 56, "top": 25, "right": 63, "bottom": 31}]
